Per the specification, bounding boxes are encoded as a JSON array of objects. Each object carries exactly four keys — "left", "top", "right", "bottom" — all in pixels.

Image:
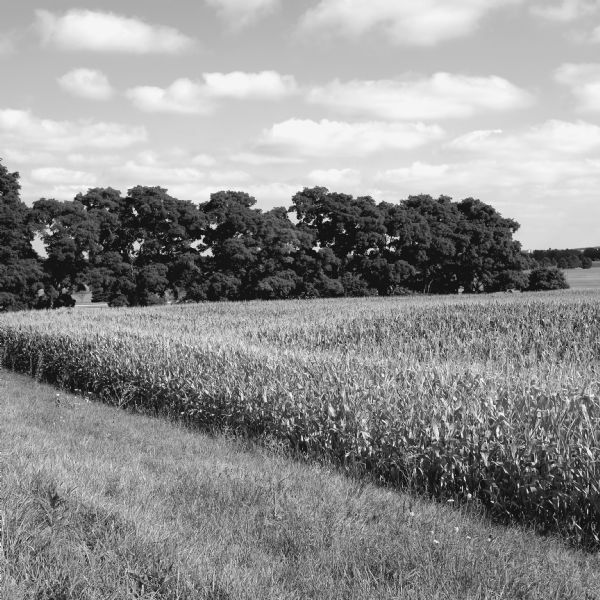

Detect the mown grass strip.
[{"left": 1, "top": 370, "right": 600, "bottom": 599}]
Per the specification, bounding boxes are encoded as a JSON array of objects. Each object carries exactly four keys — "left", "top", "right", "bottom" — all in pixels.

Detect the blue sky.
[{"left": 2, "top": 0, "right": 600, "bottom": 249}]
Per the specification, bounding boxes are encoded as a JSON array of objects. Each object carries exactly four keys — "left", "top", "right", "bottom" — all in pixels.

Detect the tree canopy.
[
  {"left": 0, "top": 156, "right": 573, "bottom": 309},
  {"left": 0, "top": 159, "right": 44, "bottom": 310}
]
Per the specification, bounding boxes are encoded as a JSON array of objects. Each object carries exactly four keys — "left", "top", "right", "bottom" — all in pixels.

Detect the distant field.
[
  {"left": 1, "top": 291, "right": 600, "bottom": 548},
  {"left": 564, "top": 261, "right": 600, "bottom": 289}
]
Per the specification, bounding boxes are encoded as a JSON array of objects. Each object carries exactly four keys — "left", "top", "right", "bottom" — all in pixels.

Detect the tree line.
[
  {"left": 1, "top": 157, "right": 569, "bottom": 310},
  {"left": 530, "top": 248, "right": 600, "bottom": 270}
]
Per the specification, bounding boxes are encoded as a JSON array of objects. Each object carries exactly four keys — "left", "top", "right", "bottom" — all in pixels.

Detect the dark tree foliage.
[
  {"left": 0, "top": 156, "right": 564, "bottom": 308},
  {"left": 531, "top": 248, "right": 591, "bottom": 270},
  {"left": 528, "top": 266, "right": 569, "bottom": 291},
  {"left": 0, "top": 160, "right": 44, "bottom": 310}
]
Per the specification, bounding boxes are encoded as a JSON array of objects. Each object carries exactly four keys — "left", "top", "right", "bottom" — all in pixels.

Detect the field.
[
  {"left": 1, "top": 291, "right": 600, "bottom": 551},
  {"left": 3, "top": 370, "right": 600, "bottom": 599},
  {"left": 564, "top": 262, "right": 600, "bottom": 290}
]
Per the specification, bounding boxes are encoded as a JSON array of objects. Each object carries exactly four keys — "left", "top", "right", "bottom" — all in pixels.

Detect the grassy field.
[
  {"left": 2, "top": 369, "right": 600, "bottom": 599},
  {"left": 564, "top": 262, "right": 600, "bottom": 289},
  {"left": 1, "top": 291, "right": 600, "bottom": 549}
]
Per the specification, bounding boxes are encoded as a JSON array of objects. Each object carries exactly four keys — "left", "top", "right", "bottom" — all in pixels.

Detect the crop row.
[{"left": 0, "top": 293, "right": 599, "bottom": 547}]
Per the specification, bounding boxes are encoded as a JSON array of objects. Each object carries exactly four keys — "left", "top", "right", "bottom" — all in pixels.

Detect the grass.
[
  {"left": 564, "top": 263, "right": 600, "bottom": 290},
  {"left": 1, "top": 291, "right": 600, "bottom": 546},
  {"left": 1, "top": 368, "right": 600, "bottom": 599}
]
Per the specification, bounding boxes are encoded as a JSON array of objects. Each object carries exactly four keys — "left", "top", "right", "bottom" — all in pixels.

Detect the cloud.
[
  {"left": 191, "top": 154, "right": 217, "bottom": 167},
  {"left": 0, "top": 34, "right": 15, "bottom": 56},
  {"left": 57, "top": 68, "right": 114, "bottom": 101},
  {"left": 373, "top": 120, "right": 600, "bottom": 221},
  {"left": 126, "top": 71, "right": 297, "bottom": 114},
  {"left": 205, "top": 0, "right": 280, "bottom": 29},
  {"left": 116, "top": 161, "right": 207, "bottom": 184},
  {"left": 556, "top": 63, "right": 600, "bottom": 111},
  {"left": 0, "top": 108, "right": 147, "bottom": 151},
  {"left": 259, "top": 119, "right": 444, "bottom": 157},
  {"left": 299, "top": 0, "right": 522, "bottom": 45},
  {"left": 308, "top": 73, "right": 533, "bottom": 120},
  {"left": 450, "top": 120, "right": 600, "bottom": 155},
  {"left": 36, "top": 9, "right": 195, "bottom": 54},
  {"left": 308, "top": 168, "right": 361, "bottom": 187},
  {"left": 126, "top": 79, "right": 215, "bottom": 115},
  {"left": 31, "top": 167, "right": 97, "bottom": 185},
  {"left": 530, "top": 0, "right": 599, "bottom": 21},
  {"left": 203, "top": 71, "right": 297, "bottom": 99},
  {"left": 230, "top": 152, "right": 304, "bottom": 165},
  {"left": 376, "top": 158, "right": 600, "bottom": 199}
]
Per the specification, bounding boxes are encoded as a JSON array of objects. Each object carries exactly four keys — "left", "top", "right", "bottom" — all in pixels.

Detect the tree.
[
  {"left": 528, "top": 266, "right": 569, "bottom": 291},
  {"left": 0, "top": 159, "right": 44, "bottom": 310},
  {"left": 454, "top": 198, "right": 524, "bottom": 292}
]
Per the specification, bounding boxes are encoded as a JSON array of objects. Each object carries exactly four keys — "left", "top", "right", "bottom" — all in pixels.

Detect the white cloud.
[
  {"left": 203, "top": 71, "right": 297, "bottom": 99},
  {"left": 3, "top": 148, "right": 54, "bottom": 164},
  {"left": 308, "top": 168, "right": 361, "bottom": 187},
  {"left": 308, "top": 73, "right": 533, "bottom": 120},
  {"left": 0, "top": 108, "right": 147, "bottom": 151},
  {"left": 205, "top": 0, "right": 280, "bottom": 29},
  {"left": 36, "top": 9, "right": 195, "bottom": 54},
  {"left": 31, "top": 167, "right": 97, "bottom": 185},
  {"left": 116, "top": 161, "right": 206, "bottom": 184},
  {"left": 530, "top": 0, "right": 599, "bottom": 21},
  {"left": 127, "top": 71, "right": 297, "bottom": 114},
  {"left": 230, "top": 152, "right": 304, "bottom": 165},
  {"left": 259, "top": 119, "right": 444, "bottom": 157},
  {"left": 556, "top": 63, "right": 600, "bottom": 111},
  {"left": 58, "top": 68, "right": 114, "bottom": 101},
  {"left": 372, "top": 120, "right": 600, "bottom": 226},
  {"left": 191, "top": 154, "right": 217, "bottom": 167},
  {"left": 0, "top": 34, "right": 15, "bottom": 55},
  {"left": 300, "top": 0, "right": 522, "bottom": 45},
  {"left": 376, "top": 158, "right": 600, "bottom": 198},
  {"left": 208, "top": 170, "right": 252, "bottom": 184},
  {"left": 66, "top": 153, "right": 122, "bottom": 167},
  {"left": 450, "top": 120, "right": 600, "bottom": 155},
  {"left": 126, "top": 79, "right": 215, "bottom": 115}
]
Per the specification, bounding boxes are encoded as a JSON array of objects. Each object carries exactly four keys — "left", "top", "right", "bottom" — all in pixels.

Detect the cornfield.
[{"left": 1, "top": 291, "right": 599, "bottom": 547}]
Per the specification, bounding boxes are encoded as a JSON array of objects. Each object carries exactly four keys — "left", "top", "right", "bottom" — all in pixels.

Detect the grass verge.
[{"left": 1, "top": 369, "right": 599, "bottom": 599}]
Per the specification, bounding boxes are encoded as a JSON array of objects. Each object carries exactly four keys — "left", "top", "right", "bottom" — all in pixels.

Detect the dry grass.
[{"left": 1, "top": 369, "right": 599, "bottom": 599}]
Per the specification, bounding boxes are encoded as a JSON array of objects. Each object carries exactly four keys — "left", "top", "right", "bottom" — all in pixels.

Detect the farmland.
[
  {"left": 1, "top": 291, "right": 600, "bottom": 550},
  {"left": 564, "top": 262, "right": 600, "bottom": 290}
]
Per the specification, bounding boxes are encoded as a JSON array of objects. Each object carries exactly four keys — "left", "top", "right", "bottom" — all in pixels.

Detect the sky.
[{"left": 2, "top": 1, "right": 600, "bottom": 250}]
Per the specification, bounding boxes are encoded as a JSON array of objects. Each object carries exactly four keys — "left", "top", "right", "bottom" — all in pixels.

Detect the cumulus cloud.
[
  {"left": 308, "top": 168, "right": 361, "bottom": 187},
  {"left": 556, "top": 63, "right": 600, "bottom": 111},
  {"left": 373, "top": 120, "right": 600, "bottom": 220},
  {"left": 35, "top": 9, "right": 195, "bottom": 54},
  {"left": 205, "top": 0, "right": 280, "bottom": 28},
  {"left": 126, "top": 71, "right": 297, "bottom": 114},
  {"left": 57, "top": 68, "right": 114, "bottom": 101},
  {"left": 116, "top": 161, "right": 207, "bottom": 184},
  {"left": 259, "top": 119, "right": 444, "bottom": 157},
  {"left": 203, "top": 71, "right": 297, "bottom": 99},
  {"left": 450, "top": 120, "right": 600, "bottom": 155},
  {"left": 31, "top": 167, "right": 97, "bottom": 185},
  {"left": 126, "top": 79, "right": 215, "bottom": 115},
  {"left": 0, "top": 108, "right": 147, "bottom": 151},
  {"left": 230, "top": 152, "right": 304, "bottom": 165},
  {"left": 299, "top": 0, "right": 522, "bottom": 45},
  {"left": 191, "top": 154, "right": 217, "bottom": 167},
  {"left": 530, "top": 0, "right": 599, "bottom": 21},
  {"left": 308, "top": 73, "right": 533, "bottom": 120},
  {"left": 0, "top": 34, "right": 15, "bottom": 55}
]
